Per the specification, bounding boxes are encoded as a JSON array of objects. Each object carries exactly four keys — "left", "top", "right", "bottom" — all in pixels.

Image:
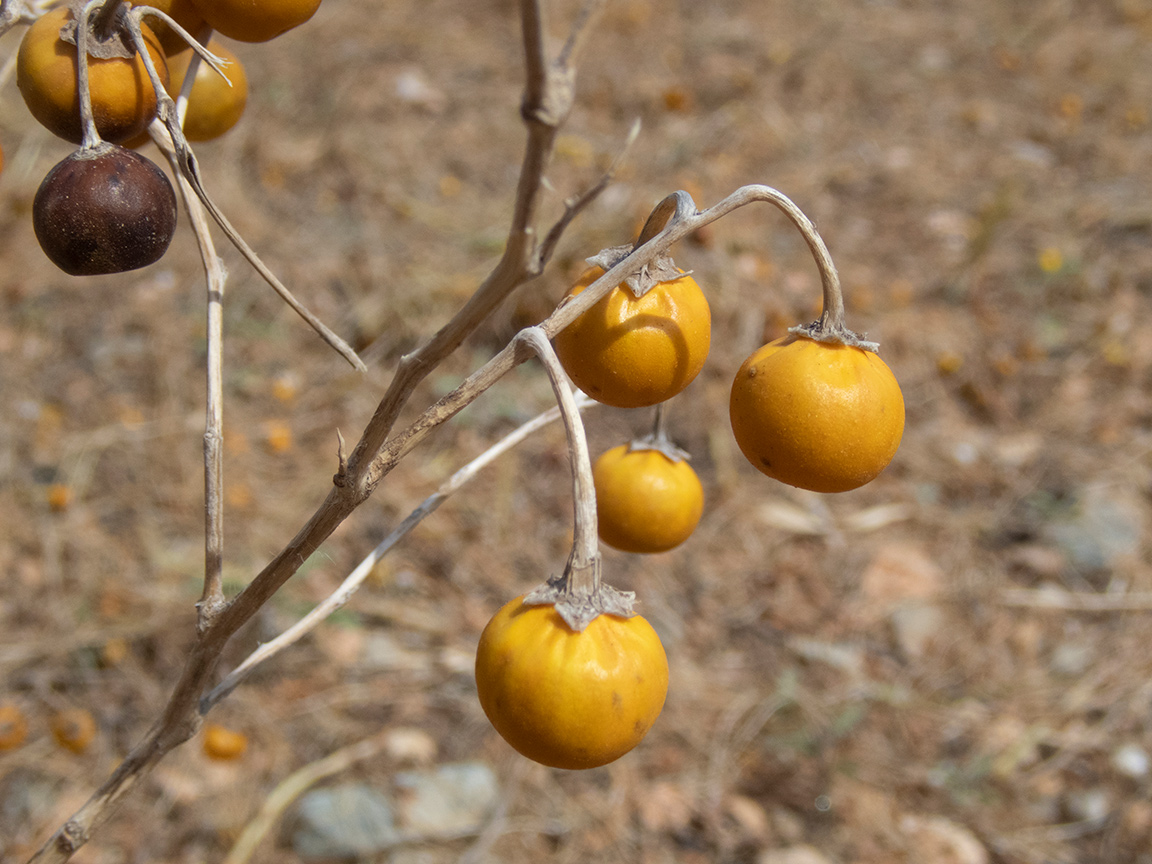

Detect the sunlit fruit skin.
[
  {"left": 131, "top": 0, "right": 207, "bottom": 55},
  {"left": 475, "top": 596, "right": 668, "bottom": 770},
  {"left": 167, "top": 40, "right": 248, "bottom": 140},
  {"left": 593, "top": 445, "right": 704, "bottom": 553},
  {"left": 553, "top": 267, "right": 711, "bottom": 408},
  {"left": 729, "top": 333, "right": 905, "bottom": 493},
  {"left": 189, "top": 0, "right": 321, "bottom": 42},
  {"left": 17, "top": 7, "right": 169, "bottom": 144},
  {"left": 33, "top": 144, "right": 178, "bottom": 276}
]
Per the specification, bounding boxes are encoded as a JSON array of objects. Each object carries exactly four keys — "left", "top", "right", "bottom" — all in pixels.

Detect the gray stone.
[
  {"left": 394, "top": 761, "right": 499, "bottom": 838},
  {"left": 1113, "top": 744, "right": 1150, "bottom": 778},
  {"left": 292, "top": 783, "right": 400, "bottom": 860},
  {"left": 1043, "top": 485, "right": 1143, "bottom": 573},
  {"left": 1064, "top": 787, "right": 1111, "bottom": 823}
]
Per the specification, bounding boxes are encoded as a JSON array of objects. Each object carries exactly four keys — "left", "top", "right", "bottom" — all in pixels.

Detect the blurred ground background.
[{"left": 3, "top": 0, "right": 1152, "bottom": 861}]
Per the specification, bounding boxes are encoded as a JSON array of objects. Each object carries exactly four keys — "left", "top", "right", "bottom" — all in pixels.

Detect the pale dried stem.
[
  {"left": 126, "top": 8, "right": 365, "bottom": 372},
  {"left": 341, "top": 0, "right": 604, "bottom": 485},
  {"left": 516, "top": 328, "right": 599, "bottom": 569},
  {"left": 534, "top": 118, "right": 639, "bottom": 271},
  {"left": 203, "top": 397, "right": 593, "bottom": 710},
  {"left": 75, "top": 0, "right": 101, "bottom": 149},
  {"left": 27, "top": 3, "right": 609, "bottom": 860},
  {"left": 652, "top": 400, "right": 668, "bottom": 442},
  {"left": 514, "top": 329, "right": 633, "bottom": 630},
  {"left": 631, "top": 402, "right": 689, "bottom": 461},
  {"left": 132, "top": 8, "right": 224, "bottom": 74},
  {"left": 153, "top": 125, "right": 228, "bottom": 628},
  {"left": 90, "top": 0, "right": 122, "bottom": 39},
  {"left": 173, "top": 24, "right": 215, "bottom": 127}
]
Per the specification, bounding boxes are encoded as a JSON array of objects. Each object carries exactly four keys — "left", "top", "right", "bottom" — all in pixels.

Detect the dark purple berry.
[{"left": 33, "top": 143, "right": 177, "bottom": 276}]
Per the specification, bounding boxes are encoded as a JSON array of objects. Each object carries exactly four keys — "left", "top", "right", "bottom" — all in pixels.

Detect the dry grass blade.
[
  {"left": 999, "top": 588, "right": 1152, "bottom": 611},
  {"left": 221, "top": 731, "right": 395, "bottom": 864}
]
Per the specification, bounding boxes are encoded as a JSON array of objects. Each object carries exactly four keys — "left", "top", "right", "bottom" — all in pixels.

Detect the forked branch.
[{"left": 28, "top": 1, "right": 614, "bottom": 860}]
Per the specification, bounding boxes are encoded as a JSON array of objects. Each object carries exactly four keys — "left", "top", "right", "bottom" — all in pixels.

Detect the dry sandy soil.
[{"left": 3, "top": 0, "right": 1152, "bottom": 862}]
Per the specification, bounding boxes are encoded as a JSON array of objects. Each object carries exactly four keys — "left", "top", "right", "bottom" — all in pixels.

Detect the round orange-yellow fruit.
[
  {"left": 168, "top": 40, "right": 248, "bottom": 140},
  {"left": 729, "top": 333, "right": 904, "bottom": 493},
  {"left": 475, "top": 596, "right": 668, "bottom": 769},
  {"left": 188, "top": 0, "right": 321, "bottom": 43},
  {"left": 593, "top": 445, "right": 703, "bottom": 553},
  {"left": 554, "top": 267, "right": 711, "bottom": 408},
  {"left": 17, "top": 7, "right": 169, "bottom": 144}
]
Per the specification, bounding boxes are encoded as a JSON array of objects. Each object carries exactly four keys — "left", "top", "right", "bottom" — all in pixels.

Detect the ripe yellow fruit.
[
  {"left": 475, "top": 596, "right": 668, "bottom": 770},
  {"left": 554, "top": 267, "right": 711, "bottom": 408},
  {"left": 17, "top": 7, "right": 169, "bottom": 145},
  {"left": 189, "top": 0, "right": 321, "bottom": 43},
  {"left": 593, "top": 445, "right": 703, "bottom": 553},
  {"left": 729, "top": 334, "right": 904, "bottom": 493},
  {"left": 167, "top": 40, "right": 248, "bottom": 141}
]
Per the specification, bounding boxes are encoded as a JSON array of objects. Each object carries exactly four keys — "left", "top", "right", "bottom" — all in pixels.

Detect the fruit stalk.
[
  {"left": 91, "top": 0, "right": 126, "bottom": 39},
  {"left": 76, "top": 0, "right": 104, "bottom": 149},
  {"left": 515, "top": 327, "right": 636, "bottom": 630}
]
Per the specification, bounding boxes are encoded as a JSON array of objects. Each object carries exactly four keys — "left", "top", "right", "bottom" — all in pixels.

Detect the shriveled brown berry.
[{"left": 33, "top": 143, "right": 177, "bottom": 276}]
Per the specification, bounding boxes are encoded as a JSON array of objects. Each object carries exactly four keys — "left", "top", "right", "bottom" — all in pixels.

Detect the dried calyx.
[
  {"left": 523, "top": 556, "right": 636, "bottom": 633},
  {"left": 59, "top": 0, "right": 135, "bottom": 59},
  {"left": 584, "top": 244, "right": 686, "bottom": 299}
]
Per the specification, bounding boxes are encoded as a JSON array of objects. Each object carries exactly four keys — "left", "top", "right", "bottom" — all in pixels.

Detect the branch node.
[
  {"left": 333, "top": 429, "right": 349, "bottom": 487},
  {"left": 520, "top": 64, "right": 575, "bottom": 127}
]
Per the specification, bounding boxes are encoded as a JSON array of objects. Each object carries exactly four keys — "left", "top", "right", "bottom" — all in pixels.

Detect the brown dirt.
[{"left": 3, "top": 0, "right": 1152, "bottom": 862}]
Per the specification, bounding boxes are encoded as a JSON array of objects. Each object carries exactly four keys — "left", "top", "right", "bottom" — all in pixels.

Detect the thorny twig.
[{"left": 27, "top": 1, "right": 612, "bottom": 859}]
